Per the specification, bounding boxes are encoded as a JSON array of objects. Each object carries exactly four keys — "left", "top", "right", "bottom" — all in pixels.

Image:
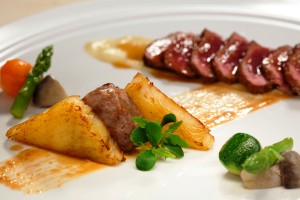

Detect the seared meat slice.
[
  {"left": 190, "top": 29, "right": 224, "bottom": 82},
  {"left": 163, "top": 32, "right": 199, "bottom": 78},
  {"left": 82, "top": 83, "right": 142, "bottom": 153},
  {"left": 262, "top": 45, "right": 293, "bottom": 94},
  {"left": 213, "top": 33, "right": 248, "bottom": 83},
  {"left": 238, "top": 41, "right": 272, "bottom": 93},
  {"left": 283, "top": 44, "right": 300, "bottom": 95},
  {"left": 143, "top": 33, "right": 176, "bottom": 69},
  {"left": 280, "top": 151, "right": 300, "bottom": 189}
]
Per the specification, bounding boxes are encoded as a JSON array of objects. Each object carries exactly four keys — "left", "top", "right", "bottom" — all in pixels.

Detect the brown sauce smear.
[
  {"left": 0, "top": 148, "right": 104, "bottom": 194},
  {"left": 173, "top": 83, "right": 289, "bottom": 128}
]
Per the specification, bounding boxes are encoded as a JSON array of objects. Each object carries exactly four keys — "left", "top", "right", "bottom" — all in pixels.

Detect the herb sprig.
[{"left": 130, "top": 113, "right": 189, "bottom": 171}]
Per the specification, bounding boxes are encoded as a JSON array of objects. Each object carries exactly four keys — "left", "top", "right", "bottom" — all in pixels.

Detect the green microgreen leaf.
[
  {"left": 164, "top": 134, "right": 189, "bottom": 148},
  {"left": 145, "top": 122, "right": 162, "bottom": 147},
  {"left": 164, "top": 121, "right": 183, "bottom": 135},
  {"left": 165, "top": 144, "right": 184, "bottom": 158},
  {"left": 136, "top": 150, "right": 157, "bottom": 171},
  {"left": 130, "top": 113, "right": 188, "bottom": 171},
  {"left": 132, "top": 117, "right": 149, "bottom": 128},
  {"left": 160, "top": 113, "right": 176, "bottom": 127},
  {"left": 130, "top": 127, "right": 148, "bottom": 146},
  {"left": 151, "top": 147, "right": 176, "bottom": 159}
]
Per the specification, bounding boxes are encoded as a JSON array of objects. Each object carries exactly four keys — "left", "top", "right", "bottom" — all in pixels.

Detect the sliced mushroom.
[
  {"left": 280, "top": 151, "right": 300, "bottom": 189},
  {"left": 33, "top": 75, "right": 68, "bottom": 107},
  {"left": 240, "top": 164, "right": 282, "bottom": 189}
]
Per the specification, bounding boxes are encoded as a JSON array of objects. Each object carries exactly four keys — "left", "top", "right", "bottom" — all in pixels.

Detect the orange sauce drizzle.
[
  {"left": 173, "top": 83, "right": 289, "bottom": 128},
  {"left": 0, "top": 148, "right": 104, "bottom": 194}
]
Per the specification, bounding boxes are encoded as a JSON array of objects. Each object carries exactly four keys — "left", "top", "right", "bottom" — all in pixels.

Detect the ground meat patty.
[
  {"left": 82, "top": 83, "right": 142, "bottom": 153},
  {"left": 163, "top": 32, "right": 199, "bottom": 78},
  {"left": 261, "top": 45, "right": 293, "bottom": 94},
  {"left": 190, "top": 29, "right": 224, "bottom": 82},
  {"left": 213, "top": 32, "right": 248, "bottom": 83},
  {"left": 238, "top": 41, "right": 272, "bottom": 93},
  {"left": 283, "top": 44, "right": 300, "bottom": 95}
]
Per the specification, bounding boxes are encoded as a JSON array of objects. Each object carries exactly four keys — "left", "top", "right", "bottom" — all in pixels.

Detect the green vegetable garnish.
[
  {"left": 136, "top": 150, "right": 157, "bottom": 171},
  {"left": 219, "top": 132, "right": 261, "bottom": 175},
  {"left": 10, "top": 45, "right": 53, "bottom": 119},
  {"left": 130, "top": 113, "right": 189, "bottom": 171},
  {"left": 242, "top": 137, "right": 293, "bottom": 174}
]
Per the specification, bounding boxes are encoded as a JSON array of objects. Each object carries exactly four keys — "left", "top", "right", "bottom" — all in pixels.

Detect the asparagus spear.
[
  {"left": 242, "top": 137, "right": 293, "bottom": 174},
  {"left": 10, "top": 45, "right": 53, "bottom": 119}
]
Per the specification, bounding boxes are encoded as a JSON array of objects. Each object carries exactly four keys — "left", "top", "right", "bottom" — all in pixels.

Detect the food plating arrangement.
[{"left": 0, "top": 2, "right": 300, "bottom": 198}]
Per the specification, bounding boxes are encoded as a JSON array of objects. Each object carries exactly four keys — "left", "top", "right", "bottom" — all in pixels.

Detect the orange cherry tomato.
[{"left": 0, "top": 59, "right": 32, "bottom": 97}]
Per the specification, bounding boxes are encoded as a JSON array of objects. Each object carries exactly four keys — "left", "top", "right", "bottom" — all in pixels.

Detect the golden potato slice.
[
  {"left": 125, "top": 73, "right": 214, "bottom": 150},
  {"left": 6, "top": 96, "right": 124, "bottom": 165}
]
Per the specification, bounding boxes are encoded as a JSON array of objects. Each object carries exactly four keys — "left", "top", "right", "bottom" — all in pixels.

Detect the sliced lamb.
[
  {"left": 190, "top": 29, "right": 224, "bottom": 82},
  {"left": 143, "top": 33, "right": 177, "bottom": 69},
  {"left": 238, "top": 41, "right": 272, "bottom": 93},
  {"left": 283, "top": 44, "right": 300, "bottom": 95},
  {"left": 213, "top": 32, "right": 248, "bottom": 83},
  {"left": 261, "top": 45, "right": 293, "bottom": 95},
  {"left": 163, "top": 32, "right": 199, "bottom": 78}
]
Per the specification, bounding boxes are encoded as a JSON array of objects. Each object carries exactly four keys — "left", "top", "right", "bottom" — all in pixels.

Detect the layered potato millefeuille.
[
  {"left": 6, "top": 96, "right": 124, "bottom": 165},
  {"left": 6, "top": 73, "right": 214, "bottom": 165}
]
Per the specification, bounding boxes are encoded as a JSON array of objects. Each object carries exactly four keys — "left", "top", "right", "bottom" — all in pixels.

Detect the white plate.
[{"left": 1, "top": 0, "right": 300, "bottom": 199}]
